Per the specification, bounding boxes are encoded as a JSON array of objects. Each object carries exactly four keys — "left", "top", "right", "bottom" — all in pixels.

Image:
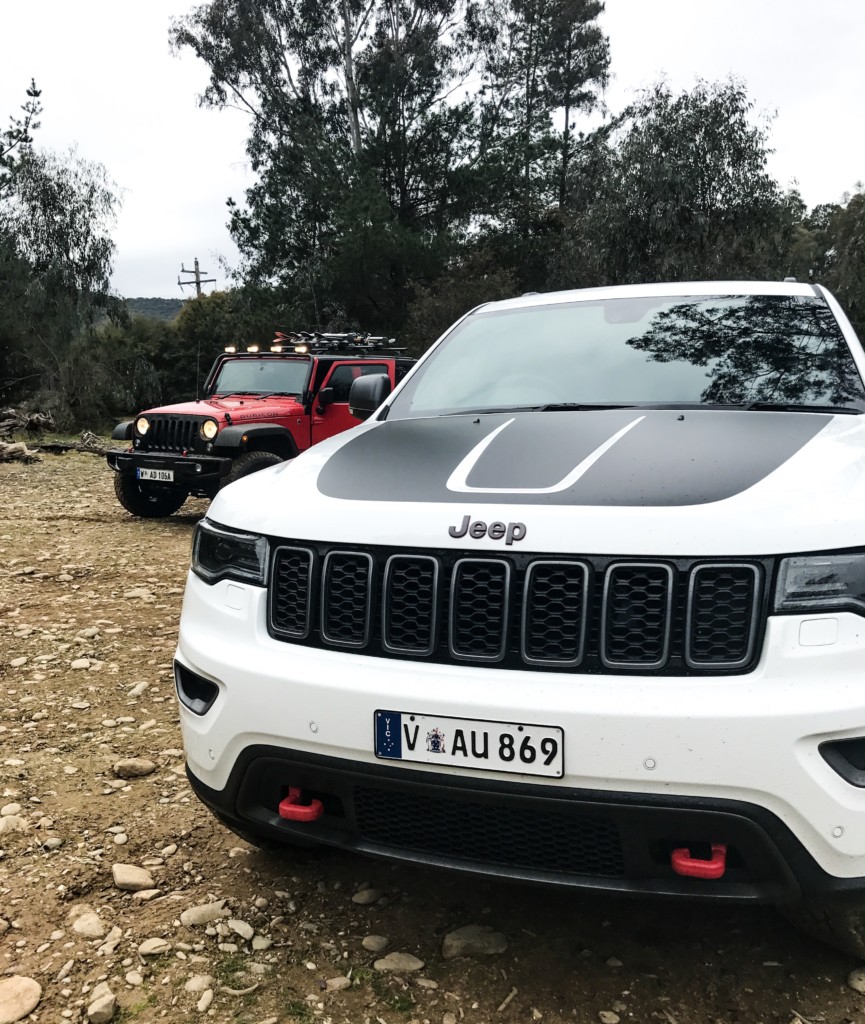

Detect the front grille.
[
  {"left": 141, "top": 415, "right": 205, "bottom": 452},
  {"left": 354, "top": 785, "right": 624, "bottom": 877},
  {"left": 267, "top": 543, "right": 769, "bottom": 675}
]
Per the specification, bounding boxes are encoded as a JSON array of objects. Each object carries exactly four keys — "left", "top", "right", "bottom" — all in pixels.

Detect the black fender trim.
[
  {"left": 215, "top": 424, "right": 299, "bottom": 459},
  {"left": 112, "top": 421, "right": 134, "bottom": 441}
]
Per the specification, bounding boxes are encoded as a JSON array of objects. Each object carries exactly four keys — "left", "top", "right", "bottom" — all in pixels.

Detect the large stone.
[
  {"left": 72, "top": 912, "right": 107, "bottom": 939},
  {"left": 351, "top": 888, "right": 382, "bottom": 906},
  {"left": 183, "top": 975, "right": 214, "bottom": 994},
  {"left": 227, "top": 919, "right": 254, "bottom": 941},
  {"left": 326, "top": 976, "right": 351, "bottom": 992},
  {"left": 180, "top": 900, "right": 230, "bottom": 927},
  {"left": 112, "top": 863, "right": 155, "bottom": 892},
  {"left": 0, "top": 976, "right": 42, "bottom": 1024},
  {"left": 86, "top": 983, "right": 116, "bottom": 1023},
  {"left": 441, "top": 924, "right": 508, "bottom": 960},
  {"left": 848, "top": 966, "right": 865, "bottom": 993},
  {"left": 113, "top": 758, "right": 156, "bottom": 779},
  {"left": 373, "top": 952, "right": 425, "bottom": 973},
  {"left": 137, "top": 937, "right": 171, "bottom": 956},
  {"left": 0, "top": 816, "right": 28, "bottom": 834},
  {"left": 362, "top": 935, "right": 389, "bottom": 953}
]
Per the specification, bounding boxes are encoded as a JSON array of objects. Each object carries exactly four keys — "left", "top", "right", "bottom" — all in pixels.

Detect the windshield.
[
  {"left": 389, "top": 294, "right": 865, "bottom": 418},
  {"left": 210, "top": 357, "right": 311, "bottom": 396}
]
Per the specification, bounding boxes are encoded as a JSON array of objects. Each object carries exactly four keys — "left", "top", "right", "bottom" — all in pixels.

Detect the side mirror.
[
  {"left": 316, "top": 387, "right": 335, "bottom": 414},
  {"left": 349, "top": 374, "right": 392, "bottom": 421}
]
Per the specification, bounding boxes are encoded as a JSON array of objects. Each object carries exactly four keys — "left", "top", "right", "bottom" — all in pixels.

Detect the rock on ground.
[
  {"left": 113, "top": 757, "right": 156, "bottom": 779},
  {"left": 374, "top": 952, "right": 425, "bottom": 973},
  {"left": 0, "top": 976, "right": 42, "bottom": 1024},
  {"left": 441, "top": 924, "right": 508, "bottom": 960},
  {"left": 180, "top": 900, "right": 229, "bottom": 926},
  {"left": 111, "top": 863, "right": 155, "bottom": 892}
]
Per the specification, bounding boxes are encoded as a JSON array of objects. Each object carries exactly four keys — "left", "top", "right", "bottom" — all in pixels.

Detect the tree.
[
  {"left": 552, "top": 80, "right": 802, "bottom": 288},
  {"left": 0, "top": 80, "right": 41, "bottom": 200},
  {"left": 0, "top": 141, "right": 121, "bottom": 425},
  {"left": 171, "top": 0, "right": 476, "bottom": 329}
]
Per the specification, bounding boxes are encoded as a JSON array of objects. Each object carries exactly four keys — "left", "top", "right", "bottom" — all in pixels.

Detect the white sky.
[{"left": 1, "top": 0, "right": 863, "bottom": 299}]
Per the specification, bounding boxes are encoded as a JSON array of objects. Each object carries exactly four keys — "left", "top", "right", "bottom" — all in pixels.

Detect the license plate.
[
  {"left": 137, "top": 467, "right": 174, "bottom": 482},
  {"left": 374, "top": 710, "right": 563, "bottom": 778}
]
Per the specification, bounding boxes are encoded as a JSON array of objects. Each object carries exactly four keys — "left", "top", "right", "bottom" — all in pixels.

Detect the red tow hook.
[
  {"left": 278, "top": 787, "right": 324, "bottom": 823},
  {"left": 671, "top": 842, "right": 728, "bottom": 880}
]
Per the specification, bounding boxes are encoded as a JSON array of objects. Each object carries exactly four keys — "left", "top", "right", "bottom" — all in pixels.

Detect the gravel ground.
[{"left": 1, "top": 449, "right": 865, "bottom": 1024}]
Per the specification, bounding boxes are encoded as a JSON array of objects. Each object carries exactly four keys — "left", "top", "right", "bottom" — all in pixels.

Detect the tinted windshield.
[
  {"left": 389, "top": 294, "right": 865, "bottom": 417},
  {"left": 210, "top": 357, "right": 311, "bottom": 396}
]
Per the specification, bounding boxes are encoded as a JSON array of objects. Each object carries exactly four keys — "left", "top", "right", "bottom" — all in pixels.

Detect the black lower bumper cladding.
[
  {"left": 186, "top": 746, "right": 853, "bottom": 903},
  {"left": 106, "top": 450, "right": 231, "bottom": 485}
]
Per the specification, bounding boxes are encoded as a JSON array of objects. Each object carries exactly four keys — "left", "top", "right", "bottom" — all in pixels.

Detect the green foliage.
[
  {"left": 125, "top": 297, "right": 185, "bottom": 320},
  {"left": 551, "top": 79, "right": 803, "bottom": 289}
]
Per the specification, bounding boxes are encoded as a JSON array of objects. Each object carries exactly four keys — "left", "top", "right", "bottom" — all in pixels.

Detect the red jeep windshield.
[{"left": 211, "top": 357, "right": 311, "bottom": 396}]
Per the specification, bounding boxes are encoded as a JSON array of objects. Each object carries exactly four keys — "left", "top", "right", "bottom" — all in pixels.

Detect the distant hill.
[{"left": 125, "top": 297, "right": 185, "bottom": 321}]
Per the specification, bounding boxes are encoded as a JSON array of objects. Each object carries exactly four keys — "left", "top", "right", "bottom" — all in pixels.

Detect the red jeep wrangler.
[{"left": 106, "top": 332, "right": 414, "bottom": 517}]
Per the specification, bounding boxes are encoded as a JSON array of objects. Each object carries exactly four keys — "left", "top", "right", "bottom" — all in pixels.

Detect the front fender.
[
  {"left": 112, "top": 421, "right": 134, "bottom": 441},
  {"left": 215, "top": 424, "right": 300, "bottom": 459}
]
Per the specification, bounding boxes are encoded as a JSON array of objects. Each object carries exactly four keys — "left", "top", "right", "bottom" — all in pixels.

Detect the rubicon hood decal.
[{"left": 315, "top": 409, "right": 832, "bottom": 507}]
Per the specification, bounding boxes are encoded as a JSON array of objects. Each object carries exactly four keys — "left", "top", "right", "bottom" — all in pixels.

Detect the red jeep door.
[{"left": 311, "top": 362, "right": 389, "bottom": 444}]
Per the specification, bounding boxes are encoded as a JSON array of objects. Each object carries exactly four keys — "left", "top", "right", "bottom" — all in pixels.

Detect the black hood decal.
[{"left": 316, "top": 409, "right": 831, "bottom": 506}]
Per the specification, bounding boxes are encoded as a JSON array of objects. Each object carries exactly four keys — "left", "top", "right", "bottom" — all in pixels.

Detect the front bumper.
[
  {"left": 176, "top": 570, "right": 865, "bottom": 894},
  {"left": 106, "top": 448, "right": 232, "bottom": 486}
]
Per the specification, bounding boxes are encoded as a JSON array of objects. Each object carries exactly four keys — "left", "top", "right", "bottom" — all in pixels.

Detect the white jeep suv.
[{"left": 175, "top": 281, "right": 865, "bottom": 956}]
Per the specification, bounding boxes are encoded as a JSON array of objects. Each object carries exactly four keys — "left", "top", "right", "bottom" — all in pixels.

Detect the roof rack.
[{"left": 271, "top": 330, "right": 407, "bottom": 355}]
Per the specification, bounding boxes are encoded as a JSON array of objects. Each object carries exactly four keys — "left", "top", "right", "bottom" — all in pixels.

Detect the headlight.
[
  {"left": 135, "top": 416, "right": 150, "bottom": 436},
  {"left": 774, "top": 554, "right": 865, "bottom": 615},
  {"left": 192, "top": 521, "right": 268, "bottom": 586},
  {"left": 200, "top": 419, "right": 219, "bottom": 441}
]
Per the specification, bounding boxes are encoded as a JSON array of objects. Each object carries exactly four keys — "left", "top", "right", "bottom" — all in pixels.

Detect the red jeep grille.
[{"left": 140, "top": 416, "right": 205, "bottom": 452}]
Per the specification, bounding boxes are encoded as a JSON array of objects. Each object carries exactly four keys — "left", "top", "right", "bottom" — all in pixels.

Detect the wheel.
[
  {"left": 220, "top": 451, "right": 284, "bottom": 489},
  {"left": 114, "top": 473, "right": 188, "bottom": 518},
  {"left": 779, "top": 895, "right": 865, "bottom": 958}
]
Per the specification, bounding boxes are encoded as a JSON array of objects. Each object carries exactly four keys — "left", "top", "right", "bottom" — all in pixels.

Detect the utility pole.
[{"left": 178, "top": 257, "right": 216, "bottom": 297}]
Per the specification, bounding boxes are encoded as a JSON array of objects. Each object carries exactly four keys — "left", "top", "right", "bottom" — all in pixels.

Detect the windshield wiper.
[
  {"left": 258, "top": 391, "right": 299, "bottom": 399},
  {"left": 738, "top": 402, "right": 864, "bottom": 415},
  {"left": 539, "top": 403, "right": 639, "bottom": 412},
  {"left": 210, "top": 391, "right": 258, "bottom": 400}
]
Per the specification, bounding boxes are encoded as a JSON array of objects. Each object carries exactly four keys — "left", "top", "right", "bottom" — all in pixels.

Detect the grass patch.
[{"left": 283, "top": 999, "right": 315, "bottom": 1023}]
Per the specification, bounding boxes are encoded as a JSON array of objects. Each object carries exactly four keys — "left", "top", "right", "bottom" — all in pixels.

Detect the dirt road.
[{"left": 0, "top": 450, "right": 863, "bottom": 1024}]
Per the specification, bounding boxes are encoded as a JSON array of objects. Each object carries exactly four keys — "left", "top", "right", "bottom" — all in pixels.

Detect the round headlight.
[
  {"left": 200, "top": 419, "right": 219, "bottom": 441},
  {"left": 135, "top": 416, "right": 150, "bottom": 436}
]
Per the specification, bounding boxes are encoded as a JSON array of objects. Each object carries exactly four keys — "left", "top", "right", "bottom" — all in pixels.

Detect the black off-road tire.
[
  {"left": 114, "top": 473, "right": 188, "bottom": 518},
  {"left": 220, "top": 450, "right": 284, "bottom": 489},
  {"left": 779, "top": 896, "right": 865, "bottom": 958}
]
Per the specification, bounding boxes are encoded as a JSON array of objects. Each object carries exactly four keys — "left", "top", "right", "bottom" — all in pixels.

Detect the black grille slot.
[
  {"left": 321, "top": 552, "right": 373, "bottom": 647},
  {"left": 143, "top": 415, "right": 203, "bottom": 452},
  {"left": 449, "top": 559, "right": 510, "bottom": 662},
  {"left": 602, "top": 563, "right": 673, "bottom": 669},
  {"left": 687, "top": 564, "right": 761, "bottom": 667},
  {"left": 267, "top": 543, "right": 769, "bottom": 675},
  {"left": 270, "top": 547, "right": 314, "bottom": 639},
  {"left": 382, "top": 556, "right": 438, "bottom": 655},
  {"left": 354, "top": 785, "right": 624, "bottom": 877},
  {"left": 522, "top": 561, "right": 589, "bottom": 666}
]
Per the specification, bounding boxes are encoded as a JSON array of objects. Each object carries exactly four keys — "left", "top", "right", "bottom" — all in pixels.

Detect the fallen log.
[
  {"left": 35, "top": 430, "right": 111, "bottom": 456},
  {"left": 0, "top": 440, "right": 42, "bottom": 464}
]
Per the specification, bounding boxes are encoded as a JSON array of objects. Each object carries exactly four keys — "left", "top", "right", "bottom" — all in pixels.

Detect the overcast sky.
[{"left": 2, "top": 0, "right": 863, "bottom": 299}]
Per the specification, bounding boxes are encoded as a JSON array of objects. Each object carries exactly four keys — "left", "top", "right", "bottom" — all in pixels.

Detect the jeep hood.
[
  {"left": 209, "top": 408, "right": 865, "bottom": 556},
  {"left": 142, "top": 396, "right": 302, "bottom": 418}
]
